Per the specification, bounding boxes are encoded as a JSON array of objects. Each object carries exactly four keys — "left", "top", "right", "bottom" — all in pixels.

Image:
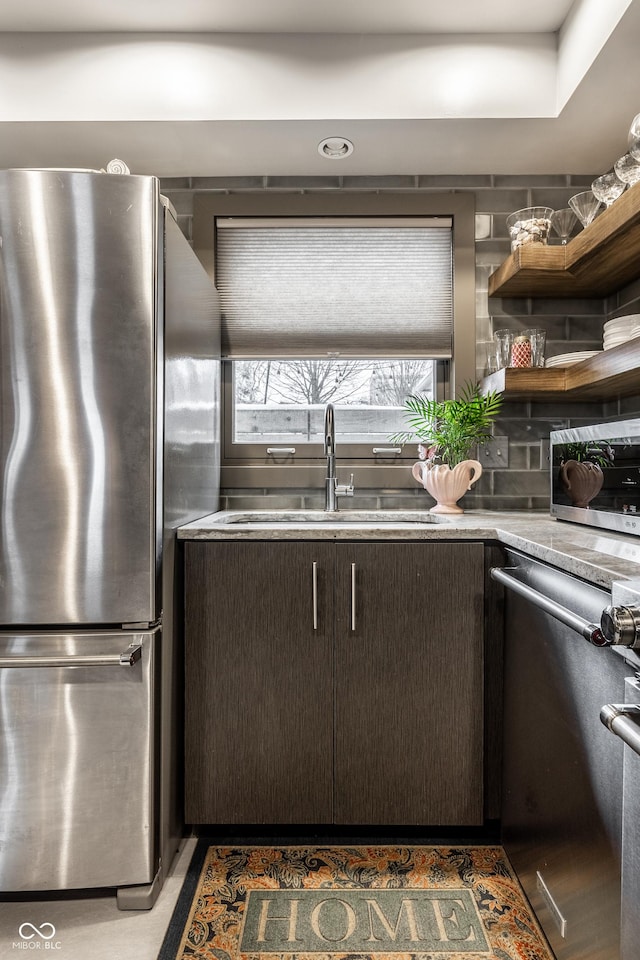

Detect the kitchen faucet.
[{"left": 324, "top": 402, "right": 355, "bottom": 512}]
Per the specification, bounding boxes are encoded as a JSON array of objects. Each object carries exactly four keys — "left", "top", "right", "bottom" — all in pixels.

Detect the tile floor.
[{"left": 0, "top": 837, "right": 196, "bottom": 960}]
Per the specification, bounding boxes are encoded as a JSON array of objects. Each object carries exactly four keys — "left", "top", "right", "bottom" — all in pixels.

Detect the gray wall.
[{"left": 161, "top": 174, "right": 640, "bottom": 512}]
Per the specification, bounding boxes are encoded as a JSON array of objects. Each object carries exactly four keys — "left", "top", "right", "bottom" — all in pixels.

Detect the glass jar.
[{"left": 511, "top": 335, "right": 532, "bottom": 368}]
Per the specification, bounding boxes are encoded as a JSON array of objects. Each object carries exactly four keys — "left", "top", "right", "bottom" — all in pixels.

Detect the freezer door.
[
  {"left": 0, "top": 169, "right": 159, "bottom": 625},
  {"left": 0, "top": 628, "right": 158, "bottom": 892}
]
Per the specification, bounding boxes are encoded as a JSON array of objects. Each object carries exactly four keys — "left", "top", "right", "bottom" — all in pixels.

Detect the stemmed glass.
[
  {"left": 628, "top": 113, "right": 640, "bottom": 161},
  {"left": 569, "top": 191, "right": 603, "bottom": 228},
  {"left": 550, "top": 207, "right": 577, "bottom": 244},
  {"left": 591, "top": 171, "right": 626, "bottom": 207},
  {"left": 614, "top": 152, "right": 640, "bottom": 186}
]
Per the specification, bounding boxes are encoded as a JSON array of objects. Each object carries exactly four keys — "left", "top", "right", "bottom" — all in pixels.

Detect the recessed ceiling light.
[{"left": 318, "top": 137, "right": 354, "bottom": 160}]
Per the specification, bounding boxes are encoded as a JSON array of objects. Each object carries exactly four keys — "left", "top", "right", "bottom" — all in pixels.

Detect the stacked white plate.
[
  {"left": 603, "top": 314, "right": 640, "bottom": 349},
  {"left": 545, "top": 351, "right": 601, "bottom": 367}
]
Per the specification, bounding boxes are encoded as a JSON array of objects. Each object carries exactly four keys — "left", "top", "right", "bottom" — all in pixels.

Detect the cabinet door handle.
[
  {"left": 351, "top": 562, "right": 357, "bottom": 631},
  {"left": 312, "top": 561, "right": 318, "bottom": 631}
]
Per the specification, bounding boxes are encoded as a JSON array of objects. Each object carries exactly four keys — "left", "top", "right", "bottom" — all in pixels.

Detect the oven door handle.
[
  {"left": 490, "top": 566, "right": 607, "bottom": 646},
  {"left": 600, "top": 704, "right": 640, "bottom": 758}
]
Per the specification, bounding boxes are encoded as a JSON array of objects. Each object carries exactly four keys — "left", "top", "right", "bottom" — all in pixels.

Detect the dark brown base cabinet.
[{"left": 184, "top": 540, "right": 485, "bottom": 826}]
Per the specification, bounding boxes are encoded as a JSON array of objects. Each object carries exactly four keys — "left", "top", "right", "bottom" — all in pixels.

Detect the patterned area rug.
[{"left": 158, "top": 845, "right": 555, "bottom": 960}]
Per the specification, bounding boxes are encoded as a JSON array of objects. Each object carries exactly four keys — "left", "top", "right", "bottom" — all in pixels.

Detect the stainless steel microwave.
[{"left": 550, "top": 418, "right": 640, "bottom": 536}]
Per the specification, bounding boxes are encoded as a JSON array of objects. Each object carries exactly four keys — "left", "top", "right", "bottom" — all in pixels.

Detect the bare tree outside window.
[
  {"left": 231, "top": 360, "right": 437, "bottom": 448},
  {"left": 267, "top": 360, "right": 371, "bottom": 405},
  {"left": 369, "top": 360, "right": 433, "bottom": 405}
]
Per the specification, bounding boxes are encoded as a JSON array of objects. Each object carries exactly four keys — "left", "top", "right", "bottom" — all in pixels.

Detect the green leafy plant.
[
  {"left": 390, "top": 381, "right": 503, "bottom": 467},
  {"left": 558, "top": 441, "right": 614, "bottom": 468}
]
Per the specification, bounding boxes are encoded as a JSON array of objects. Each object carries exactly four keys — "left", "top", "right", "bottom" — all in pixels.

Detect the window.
[
  {"left": 227, "top": 358, "right": 439, "bottom": 458},
  {"left": 191, "top": 190, "right": 476, "bottom": 479}
]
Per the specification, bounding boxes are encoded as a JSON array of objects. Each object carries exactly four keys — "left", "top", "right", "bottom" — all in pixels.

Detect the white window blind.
[{"left": 215, "top": 217, "right": 453, "bottom": 359}]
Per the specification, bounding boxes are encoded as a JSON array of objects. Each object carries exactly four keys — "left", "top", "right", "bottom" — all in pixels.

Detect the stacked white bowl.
[{"left": 603, "top": 314, "right": 640, "bottom": 349}]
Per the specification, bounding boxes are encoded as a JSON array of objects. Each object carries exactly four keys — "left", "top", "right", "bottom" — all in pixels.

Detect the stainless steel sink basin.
[{"left": 217, "top": 510, "right": 450, "bottom": 525}]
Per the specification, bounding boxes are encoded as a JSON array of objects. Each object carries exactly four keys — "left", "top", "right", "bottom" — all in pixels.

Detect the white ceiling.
[{"left": 0, "top": 0, "right": 639, "bottom": 179}]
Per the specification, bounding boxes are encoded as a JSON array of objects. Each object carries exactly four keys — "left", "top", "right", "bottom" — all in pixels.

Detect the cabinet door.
[
  {"left": 334, "top": 541, "right": 484, "bottom": 825},
  {"left": 184, "top": 541, "right": 334, "bottom": 824}
]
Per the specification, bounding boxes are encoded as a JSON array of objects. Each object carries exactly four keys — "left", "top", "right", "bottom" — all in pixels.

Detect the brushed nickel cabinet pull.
[
  {"left": 351, "top": 562, "right": 357, "bottom": 631},
  {"left": 312, "top": 561, "right": 318, "bottom": 631}
]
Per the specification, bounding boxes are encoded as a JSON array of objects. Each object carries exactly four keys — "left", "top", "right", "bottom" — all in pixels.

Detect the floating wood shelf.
[
  {"left": 479, "top": 337, "right": 640, "bottom": 401},
  {"left": 488, "top": 181, "right": 640, "bottom": 298}
]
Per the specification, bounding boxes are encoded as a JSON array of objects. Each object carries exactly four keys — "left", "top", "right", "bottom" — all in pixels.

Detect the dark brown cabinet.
[{"left": 185, "top": 539, "right": 485, "bottom": 826}]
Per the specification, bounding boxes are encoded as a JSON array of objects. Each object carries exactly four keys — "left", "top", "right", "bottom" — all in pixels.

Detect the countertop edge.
[{"left": 177, "top": 511, "right": 640, "bottom": 589}]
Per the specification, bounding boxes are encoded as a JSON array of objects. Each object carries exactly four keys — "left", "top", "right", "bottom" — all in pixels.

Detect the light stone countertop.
[{"left": 178, "top": 509, "right": 640, "bottom": 590}]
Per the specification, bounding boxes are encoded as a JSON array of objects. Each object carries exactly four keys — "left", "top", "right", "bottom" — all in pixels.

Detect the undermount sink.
[{"left": 217, "top": 510, "right": 450, "bottom": 525}]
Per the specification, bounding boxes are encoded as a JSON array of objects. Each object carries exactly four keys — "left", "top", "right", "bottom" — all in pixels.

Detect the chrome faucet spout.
[
  {"left": 324, "top": 402, "right": 354, "bottom": 512},
  {"left": 324, "top": 403, "right": 335, "bottom": 457}
]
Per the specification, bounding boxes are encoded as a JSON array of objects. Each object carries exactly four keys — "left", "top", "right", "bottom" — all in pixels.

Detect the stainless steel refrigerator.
[{"left": 0, "top": 168, "right": 220, "bottom": 907}]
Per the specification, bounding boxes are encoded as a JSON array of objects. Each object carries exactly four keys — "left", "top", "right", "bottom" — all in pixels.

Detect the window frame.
[
  {"left": 192, "top": 192, "right": 476, "bottom": 489},
  {"left": 222, "top": 357, "right": 446, "bottom": 461}
]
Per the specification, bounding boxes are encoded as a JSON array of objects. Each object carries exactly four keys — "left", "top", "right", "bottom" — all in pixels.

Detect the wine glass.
[
  {"left": 569, "top": 190, "right": 603, "bottom": 228},
  {"left": 614, "top": 152, "right": 640, "bottom": 186},
  {"left": 550, "top": 207, "right": 577, "bottom": 244},
  {"left": 628, "top": 113, "right": 640, "bottom": 161},
  {"left": 591, "top": 171, "right": 626, "bottom": 207}
]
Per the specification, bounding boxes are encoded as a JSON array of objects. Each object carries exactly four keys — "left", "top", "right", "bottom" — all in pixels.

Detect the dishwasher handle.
[
  {"left": 600, "top": 703, "right": 640, "bottom": 758},
  {"left": 490, "top": 566, "right": 607, "bottom": 647}
]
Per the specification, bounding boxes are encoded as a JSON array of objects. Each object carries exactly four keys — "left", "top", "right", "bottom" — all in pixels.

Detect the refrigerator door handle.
[{"left": 0, "top": 642, "right": 143, "bottom": 669}]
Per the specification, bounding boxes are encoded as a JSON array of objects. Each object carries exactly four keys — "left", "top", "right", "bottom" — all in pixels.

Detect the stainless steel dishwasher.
[{"left": 492, "top": 549, "right": 640, "bottom": 960}]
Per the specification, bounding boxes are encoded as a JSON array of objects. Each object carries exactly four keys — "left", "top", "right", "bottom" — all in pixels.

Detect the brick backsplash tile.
[
  {"left": 161, "top": 177, "right": 192, "bottom": 189},
  {"left": 530, "top": 188, "right": 589, "bottom": 209},
  {"left": 495, "top": 400, "right": 531, "bottom": 418},
  {"left": 615, "top": 397, "right": 640, "bottom": 417},
  {"left": 566, "top": 316, "right": 607, "bottom": 339},
  {"left": 507, "top": 446, "right": 529, "bottom": 469},
  {"left": 603, "top": 400, "right": 623, "bottom": 418},
  {"left": 568, "top": 174, "right": 599, "bottom": 187},
  {"left": 475, "top": 190, "right": 529, "bottom": 214},
  {"left": 497, "top": 419, "right": 569, "bottom": 442},
  {"left": 614, "top": 277, "right": 640, "bottom": 308},
  {"left": 529, "top": 400, "right": 609, "bottom": 419},
  {"left": 530, "top": 297, "right": 606, "bottom": 315},
  {"left": 469, "top": 494, "right": 534, "bottom": 510},
  {"left": 476, "top": 239, "right": 514, "bottom": 256},
  {"left": 522, "top": 316, "right": 568, "bottom": 338},
  {"left": 190, "top": 176, "right": 266, "bottom": 191},
  {"left": 493, "top": 175, "right": 570, "bottom": 188},
  {"left": 489, "top": 299, "right": 534, "bottom": 319},
  {"left": 493, "top": 470, "right": 549, "bottom": 496}
]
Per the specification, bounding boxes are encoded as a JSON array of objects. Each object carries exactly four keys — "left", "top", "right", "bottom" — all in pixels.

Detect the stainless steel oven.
[{"left": 550, "top": 418, "right": 640, "bottom": 536}]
